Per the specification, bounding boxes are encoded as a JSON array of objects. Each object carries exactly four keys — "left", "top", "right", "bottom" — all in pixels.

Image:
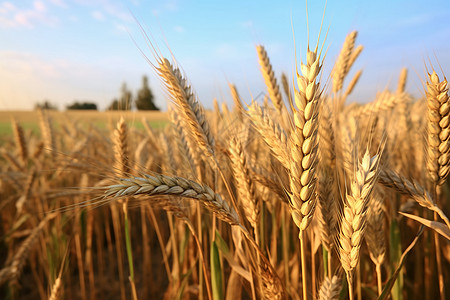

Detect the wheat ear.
[
  {"left": 339, "top": 149, "right": 381, "bottom": 300},
  {"left": 101, "top": 173, "right": 240, "bottom": 225},
  {"left": 397, "top": 68, "right": 408, "bottom": 94},
  {"left": 289, "top": 46, "right": 322, "bottom": 233},
  {"left": 229, "top": 136, "right": 259, "bottom": 231},
  {"left": 343, "top": 70, "right": 362, "bottom": 99},
  {"left": 157, "top": 58, "right": 215, "bottom": 158},
  {"left": 48, "top": 277, "right": 62, "bottom": 300},
  {"left": 113, "top": 117, "right": 130, "bottom": 176},
  {"left": 38, "top": 108, "right": 56, "bottom": 158},
  {"left": 289, "top": 44, "right": 322, "bottom": 300},
  {"left": 247, "top": 102, "right": 290, "bottom": 169},
  {"left": 318, "top": 275, "right": 341, "bottom": 300},
  {"left": 256, "top": 45, "right": 284, "bottom": 115},
  {"left": 378, "top": 168, "right": 450, "bottom": 229},
  {"left": 229, "top": 83, "right": 245, "bottom": 120},
  {"left": 425, "top": 71, "right": 450, "bottom": 185},
  {"left": 11, "top": 119, "right": 28, "bottom": 166},
  {"left": 332, "top": 31, "right": 358, "bottom": 93}
]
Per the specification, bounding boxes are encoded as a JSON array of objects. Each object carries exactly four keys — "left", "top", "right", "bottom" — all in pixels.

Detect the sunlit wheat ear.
[
  {"left": 281, "top": 72, "right": 292, "bottom": 107},
  {"left": 260, "top": 261, "right": 284, "bottom": 299},
  {"left": 319, "top": 100, "right": 336, "bottom": 167},
  {"left": 317, "top": 170, "right": 338, "bottom": 252},
  {"left": 113, "top": 117, "right": 130, "bottom": 176},
  {"left": 229, "top": 83, "right": 245, "bottom": 120},
  {"left": 247, "top": 102, "right": 290, "bottom": 170},
  {"left": 100, "top": 173, "right": 240, "bottom": 225},
  {"left": 229, "top": 135, "right": 259, "bottom": 230},
  {"left": 38, "top": 108, "right": 56, "bottom": 158},
  {"left": 425, "top": 71, "right": 450, "bottom": 185},
  {"left": 169, "top": 109, "right": 200, "bottom": 177},
  {"left": 48, "top": 277, "right": 62, "bottom": 300},
  {"left": 339, "top": 149, "right": 381, "bottom": 299},
  {"left": 365, "top": 188, "right": 386, "bottom": 265},
  {"left": 397, "top": 68, "right": 408, "bottom": 94},
  {"left": 344, "top": 70, "right": 362, "bottom": 98},
  {"left": 318, "top": 275, "right": 341, "bottom": 300},
  {"left": 333, "top": 31, "right": 358, "bottom": 94},
  {"left": 378, "top": 168, "right": 450, "bottom": 228},
  {"left": 289, "top": 44, "right": 322, "bottom": 233},
  {"left": 11, "top": 119, "right": 28, "bottom": 166},
  {"left": 256, "top": 45, "right": 284, "bottom": 115},
  {"left": 157, "top": 58, "right": 215, "bottom": 159}
]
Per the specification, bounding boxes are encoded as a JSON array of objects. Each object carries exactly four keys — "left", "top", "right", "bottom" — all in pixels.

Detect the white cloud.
[
  {"left": 74, "top": 0, "right": 132, "bottom": 22},
  {"left": 173, "top": 25, "right": 184, "bottom": 33},
  {"left": 241, "top": 20, "right": 253, "bottom": 28},
  {"left": 48, "top": 0, "right": 67, "bottom": 8},
  {"left": 34, "top": 0, "right": 46, "bottom": 12},
  {"left": 0, "top": 51, "right": 127, "bottom": 110},
  {"left": 0, "top": 2, "right": 16, "bottom": 14},
  {"left": 91, "top": 10, "right": 105, "bottom": 21},
  {"left": 0, "top": 0, "right": 58, "bottom": 28}
]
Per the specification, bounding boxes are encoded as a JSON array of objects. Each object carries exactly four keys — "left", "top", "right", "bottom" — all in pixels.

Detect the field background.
[{"left": 0, "top": 110, "right": 168, "bottom": 141}]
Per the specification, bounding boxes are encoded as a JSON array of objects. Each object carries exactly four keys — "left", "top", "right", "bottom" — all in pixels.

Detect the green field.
[{"left": 0, "top": 110, "right": 168, "bottom": 139}]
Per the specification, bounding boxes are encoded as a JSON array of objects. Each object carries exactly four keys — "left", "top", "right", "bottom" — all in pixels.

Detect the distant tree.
[
  {"left": 66, "top": 101, "right": 97, "bottom": 110},
  {"left": 34, "top": 100, "right": 57, "bottom": 110},
  {"left": 135, "top": 75, "right": 159, "bottom": 111},
  {"left": 108, "top": 82, "right": 132, "bottom": 111}
]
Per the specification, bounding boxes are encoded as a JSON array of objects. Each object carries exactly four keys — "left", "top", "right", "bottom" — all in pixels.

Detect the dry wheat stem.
[{"left": 365, "top": 189, "right": 386, "bottom": 296}]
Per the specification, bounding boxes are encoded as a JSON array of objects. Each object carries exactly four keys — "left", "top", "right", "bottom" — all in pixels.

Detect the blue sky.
[{"left": 0, "top": 0, "right": 449, "bottom": 110}]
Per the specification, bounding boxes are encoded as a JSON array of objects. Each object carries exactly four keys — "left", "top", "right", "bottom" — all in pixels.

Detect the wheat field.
[{"left": 0, "top": 29, "right": 449, "bottom": 300}]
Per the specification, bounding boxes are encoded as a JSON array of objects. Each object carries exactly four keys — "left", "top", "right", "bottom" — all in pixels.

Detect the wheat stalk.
[{"left": 365, "top": 188, "right": 386, "bottom": 295}]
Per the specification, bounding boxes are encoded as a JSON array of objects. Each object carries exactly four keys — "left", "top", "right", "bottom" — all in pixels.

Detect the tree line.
[{"left": 34, "top": 75, "right": 159, "bottom": 111}]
